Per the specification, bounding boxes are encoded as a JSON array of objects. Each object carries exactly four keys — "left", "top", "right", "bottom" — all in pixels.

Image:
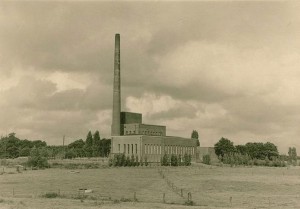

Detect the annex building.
[{"left": 110, "top": 34, "right": 197, "bottom": 163}]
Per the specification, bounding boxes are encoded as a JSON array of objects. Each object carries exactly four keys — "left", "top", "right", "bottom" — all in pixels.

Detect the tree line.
[
  {"left": 0, "top": 131, "right": 111, "bottom": 159},
  {"left": 65, "top": 131, "right": 111, "bottom": 158},
  {"left": 213, "top": 137, "right": 287, "bottom": 167}
]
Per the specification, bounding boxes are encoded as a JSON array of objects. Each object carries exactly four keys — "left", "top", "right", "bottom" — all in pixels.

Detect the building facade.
[{"left": 110, "top": 34, "right": 197, "bottom": 163}]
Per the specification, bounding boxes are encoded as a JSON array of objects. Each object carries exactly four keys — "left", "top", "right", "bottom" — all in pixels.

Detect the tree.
[
  {"left": 191, "top": 130, "right": 200, "bottom": 146},
  {"left": 288, "top": 147, "right": 297, "bottom": 165},
  {"left": 235, "top": 145, "right": 247, "bottom": 155},
  {"left": 86, "top": 131, "right": 93, "bottom": 147},
  {"left": 245, "top": 142, "right": 278, "bottom": 160},
  {"left": 84, "top": 131, "right": 93, "bottom": 158},
  {"left": 203, "top": 154, "right": 211, "bottom": 165},
  {"left": 27, "top": 147, "right": 49, "bottom": 169},
  {"left": 263, "top": 142, "right": 279, "bottom": 160},
  {"left": 214, "top": 137, "right": 236, "bottom": 160},
  {"left": 93, "top": 131, "right": 101, "bottom": 157},
  {"left": 68, "top": 139, "right": 85, "bottom": 149}
]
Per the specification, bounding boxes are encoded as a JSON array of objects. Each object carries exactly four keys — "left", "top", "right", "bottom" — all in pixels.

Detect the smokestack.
[{"left": 111, "top": 34, "right": 121, "bottom": 136}]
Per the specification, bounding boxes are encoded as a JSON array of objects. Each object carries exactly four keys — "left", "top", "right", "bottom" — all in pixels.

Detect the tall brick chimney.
[{"left": 111, "top": 34, "right": 121, "bottom": 136}]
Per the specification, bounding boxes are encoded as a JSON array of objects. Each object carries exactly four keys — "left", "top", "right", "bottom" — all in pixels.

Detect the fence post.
[
  {"left": 163, "top": 193, "right": 165, "bottom": 203},
  {"left": 187, "top": 192, "right": 191, "bottom": 201}
]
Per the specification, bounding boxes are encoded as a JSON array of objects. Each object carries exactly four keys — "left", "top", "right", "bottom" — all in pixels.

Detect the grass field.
[{"left": 1, "top": 163, "right": 300, "bottom": 209}]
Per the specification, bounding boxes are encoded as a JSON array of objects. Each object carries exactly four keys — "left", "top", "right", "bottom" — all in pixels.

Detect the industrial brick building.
[{"left": 110, "top": 34, "right": 197, "bottom": 163}]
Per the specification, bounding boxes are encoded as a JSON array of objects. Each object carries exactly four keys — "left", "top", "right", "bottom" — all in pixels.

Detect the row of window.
[
  {"left": 117, "top": 143, "right": 195, "bottom": 155},
  {"left": 145, "top": 144, "right": 194, "bottom": 155},
  {"left": 124, "top": 130, "right": 163, "bottom": 136},
  {"left": 118, "top": 144, "right": 138, "bottom": 154}
]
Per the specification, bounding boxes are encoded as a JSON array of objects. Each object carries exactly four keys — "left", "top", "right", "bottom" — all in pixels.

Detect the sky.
[{"left": 1, "top": 1, "right": 300, "bottom": 153}]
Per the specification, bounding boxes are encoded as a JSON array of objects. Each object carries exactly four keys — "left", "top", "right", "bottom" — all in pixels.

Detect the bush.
[
  {"left": 125, "top": 156, "right": 131, "bottom": 166},
  {"left": 131, "top": 155, "right": 135, "bottom": 166},
  {"left": 43, "top": 192, "right": 59, "bottom": 198},
  {"left": 144, "top": 156, "right": 148, "bottom": 166},
  {"left": 140, "top": 157, "right": 144, "bottom": 166},
  {"left": 178, "top": 154, "right": 182, "bottom": 166},
  {"left": 27, "top": 147, "right": 49, "bottom": 169},
  {"left": 135, "top": 155, "right": 139, "bottom": 166},
  {"left": 183, "top": 154, "right": 192, "bottom": 166},
  {"left": 203, "top": 154, "right": 211, "bottom": 165},
  {"left": 171, "top": 155, "right": 178, "bottom": 166},
  {"left": 161, "top": 154, "right": 169, "bottom": 166}
]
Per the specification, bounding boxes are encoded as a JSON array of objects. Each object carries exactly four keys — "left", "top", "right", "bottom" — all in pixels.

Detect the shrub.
[
  {"left": 144, "top": 156, "right": 148, "bottom": 166},
  {"left": 135, "top": 155, "right": 139, "bottom": 166},
  {"left": 140, "top": 157, "right": 144, "bottom": 166},
  {"left": 171, "top": 154, "right": 178, "bottom": 166},
  {"left": 108, "top": 157, "right": 113, "bottom": 167},
  {"left": 183, "top": 154, "right": 192, "bottom": 166},
  {"left": 43, "top": 192, "right": 59, "bottom": 198},
  {"left": 184, "top": 200, "right": 195, "bottom": 206},
  {"left": 131, "top": 155, "right": 135, "bottom": 166},
  {"left": 125, "top": 156, "right": 131, "bottom": 166},
  {"left": 203, "top": 154, "right": 211, "bottom": 165},
  {"left": 27, "top": 147, "right": 49, "bottom": 169},
  {"left": 178, "top": 154, "right": 182, "bottom": 166},
  {"left": 161, "top": 154, "right": 169, "bottom": 166}
]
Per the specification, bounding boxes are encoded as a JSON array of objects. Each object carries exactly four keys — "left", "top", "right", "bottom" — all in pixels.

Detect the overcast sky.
[{"left": 1, "top": 2, "right": 300, "bottom": 153}]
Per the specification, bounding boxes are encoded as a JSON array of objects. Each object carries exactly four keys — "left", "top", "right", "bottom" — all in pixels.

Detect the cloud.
[{"left": 1, "top": 2, "right": 300, "bottom": 153}]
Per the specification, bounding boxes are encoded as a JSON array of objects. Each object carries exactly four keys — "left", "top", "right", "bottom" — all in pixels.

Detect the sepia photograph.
[{"left": 1, "top": 1, "right": 300, "bottom": 209}]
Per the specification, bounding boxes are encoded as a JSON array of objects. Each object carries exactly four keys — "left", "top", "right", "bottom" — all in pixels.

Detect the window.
[
  {"left": 128, "top": 144, "right": 130, "bottom": 154},
  {"left": 124, "top": 144, "right": 126, "bottom": 153},
  {"left": 135, "top": 144, "right": 137, "bottom": 154},
  {"left": 131, "top": 144, "right": 133, "bottom": 154},
  {"left": 118, "top": 144, "right": 120, "bottom": 152}
]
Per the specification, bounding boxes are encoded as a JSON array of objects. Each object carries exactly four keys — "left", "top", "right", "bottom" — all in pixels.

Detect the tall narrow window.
[
  {"left": 135, "top": 144, "right": 137, "bottom": 154},
  {"left": 128, "top": 144, "right": 130, "bottom": 154},
  {"left": 124, "top": 144, "right": 126, "bottom": 153},
  {"left": 118, "top": 144, "right": 120, "bottom": 153},
  {"left": 131, "top": 144, "right": 133, "bottom": 154}
]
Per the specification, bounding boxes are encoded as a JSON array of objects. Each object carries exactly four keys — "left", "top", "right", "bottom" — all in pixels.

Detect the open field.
[{"left": 1, "top": 164, "right": 300, "bottom": 209}]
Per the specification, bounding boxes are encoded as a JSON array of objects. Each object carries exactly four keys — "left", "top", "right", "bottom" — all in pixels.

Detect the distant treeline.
[
  {"left": 212, "top": 137, "right": 297, "bottom": 167},
  {"left": 0, "top": 131, "right": 111, "bottom": 159}
]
